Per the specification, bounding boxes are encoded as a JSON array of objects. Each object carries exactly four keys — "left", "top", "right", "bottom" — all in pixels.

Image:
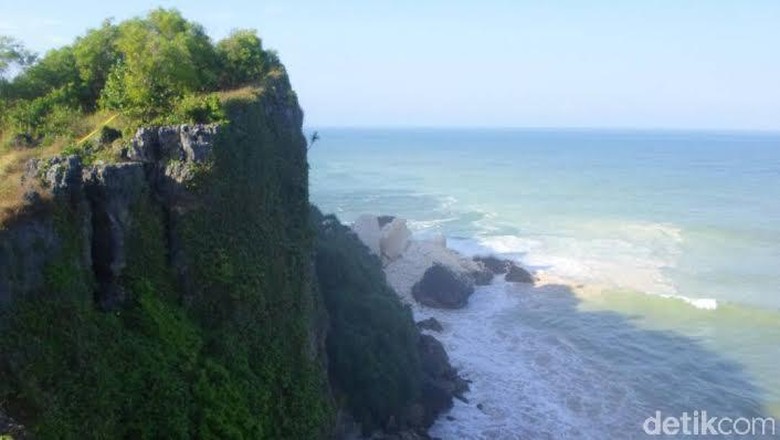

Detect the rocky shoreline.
[
  {"left": 352, "top": 214, "right": 534, "bottom": 309},
  {"left": 350, "top": 214, "right": 535, "bottom": 437}
]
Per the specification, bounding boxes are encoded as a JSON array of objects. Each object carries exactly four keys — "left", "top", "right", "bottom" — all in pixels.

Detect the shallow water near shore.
[{"left": 309, "top": 128, "right": 780, "bottom": 438}]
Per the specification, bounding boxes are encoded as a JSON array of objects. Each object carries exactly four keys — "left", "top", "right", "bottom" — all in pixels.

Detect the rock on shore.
[
  {"left": 350, "top": 215, "right": 534, "bottom": 309},
  {"left": 412, "top": 264, "right": 474, "bottom": 309}
]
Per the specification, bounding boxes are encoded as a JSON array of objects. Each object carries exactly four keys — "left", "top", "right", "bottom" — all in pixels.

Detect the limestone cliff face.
[
  {"left": 0, "top": 72, "right": 333, "bottom": 438},
  {"left": 0, "top": 124, "right": 220, "bottom": 309},
  {"left": 0, "top": 70, "right": 461, "bottom": 439}
]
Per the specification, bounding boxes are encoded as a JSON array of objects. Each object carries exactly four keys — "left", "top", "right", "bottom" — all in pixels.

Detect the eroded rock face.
[
  {"left": 22, "top": 155, "right": 85, "bottom": 202},
  {"left": 417, "top": 334, "right": 469, "bottom": 424},
  {"left": 44, "top": 155, "right": 84, "bottom": 197},
  {"left": 351, "top": 215, "right": 492, "bottom": 305},
  {"left": 2, "top": 156, "right": 92, "bottom": 304},
  {"left": 412, "top": 264, "right": 474, "bottom": 309},
  {"left": 126, "top": 124, "right": 219, "bottom": 167},
  {"left": 3, "top": 124, "right": 222, "bottom": 309},
  {"left": 473, "top": 255, "right": 510, "bottom": 274},
  {"left": 474, "top": 255, "right": 534, "bottom": 284},
  {"left": 416, "top": 317, "right": 444, "bottom": 332},
  {"left": 505, "top": 263, "right": 534, "bottom": 283},
  {"left": 470, "top": 262, "right": 494, "bottom": 286},
  {"left": 383, "top": 240, "right": 483, "bottom": 304},
  {"left": 83, "top": 163, "right": 147, "bottom": 310}
]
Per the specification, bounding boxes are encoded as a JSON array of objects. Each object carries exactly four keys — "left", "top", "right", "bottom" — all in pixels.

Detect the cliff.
[
  {"left": 0, "top": 70, "right": 333, "bottom": 438},
  {"left": 0, "top": 68, "right": 459, "bottom": 438}
]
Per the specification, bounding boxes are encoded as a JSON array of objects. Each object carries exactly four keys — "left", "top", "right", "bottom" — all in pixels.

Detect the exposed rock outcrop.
[
  {"left": 412, "top": 264, "right": 475, "bottom": 309},
  {"left": 470, "top": 262, "right": 494, "bottom": 286},
  {"left": 0, "top": 66, "right": 343, "bottom": 439},
  {"left": 352, "top": 214, "right": 412, "bottom": 263},
  {"left": 352, "top": 214, "right": 382, "bottom": 256},
  {"left": 367, "top": 333, "right": 468, "bottom": 438},
  {"left": 383, "top": 239, "right": 484, "bottom": 304},
  {"left": 124, "top": 124, "right": 219, "bottom": 166},
  {"left": 474, "top": 255, "right": 534, "bottom": 284},
  {"left": 82, "top": 163, "right": 147, "bottom": 310},
  {"left": 418, "top": 334, "right": 469, "bottom": 419},
  {"left": 505, "top": 263, "right": 534, "bottom": 283},
  {"left": 473, "top": 255, "right": 510, "bottom": 274},
  {"left": 416, "top": 317, "right": 444, "bottom": 333},
  {"left": 1, "top": 124, "right": 221, "bottom": 310},
  {"left": 1, "top": 156, "right": 92, "bottom": 304},
  {"left": 350, "top": 215, "right": 506, "bottom": 308},
  {"left": 380, "top": 217, "right": 412, "bottom": 262}
]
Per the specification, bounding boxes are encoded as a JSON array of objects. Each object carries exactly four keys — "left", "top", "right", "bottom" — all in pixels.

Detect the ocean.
[{"left": 308, "top": 128, "right": 780, "bottom": 439}]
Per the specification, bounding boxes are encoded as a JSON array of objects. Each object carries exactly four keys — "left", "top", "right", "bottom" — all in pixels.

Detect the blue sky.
[{"left": 2, "top": 1, "right": 779, "bottom": 130}]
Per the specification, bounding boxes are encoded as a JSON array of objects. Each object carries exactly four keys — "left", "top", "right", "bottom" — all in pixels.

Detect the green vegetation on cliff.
[
  {"left": 1, "top": 8, "right": 274, "bottom": 135},
  {"left": 0, "top": 9, "right": 277, "bottom": 220},
  {"left": 1, "top": 10, "right": 319, "bottom": 437},
  {"left": 0, "top": 9, "right": 442, "bottom": 440},
  {"left": 312, "top": 208, "right": 423, "bottom": 433},
  {"left": 0, "top": 39, "right": 329, "bottom": 436}
]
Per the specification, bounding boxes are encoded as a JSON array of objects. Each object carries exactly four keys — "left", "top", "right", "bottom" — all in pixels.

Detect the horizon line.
[{"left": 303, "top": 125, "right": 780, "bottom": 135}]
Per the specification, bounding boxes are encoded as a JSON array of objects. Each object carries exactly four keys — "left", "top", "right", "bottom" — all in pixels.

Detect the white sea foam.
[
  {"left": 661, "top": 294, "right": 719, "bottom": 310},
  {"left": 440, "top": 195, "right": 459, "bottom": 210},
  {"left": 407, "top": 217, "right": 459, "bottom": 231},
  {"left": 467, "top": 221, "right": 684, "bottom": 298},
  {"left": 424, "top": 281, "right": 647, "bottom": 439}
]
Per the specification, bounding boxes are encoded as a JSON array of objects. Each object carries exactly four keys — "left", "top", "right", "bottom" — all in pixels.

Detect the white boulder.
[
  {"left": 384, "top": 240, "right": 483, "bottom": 303},
  {"left": 380, "top": 217, "right": 412, "bottom": 262},
  {"left": 352, "top": 214, "right": 381, "bottom": 256},
  {"left": 351, "top": 214, "right": 483, "bottom": 304}
]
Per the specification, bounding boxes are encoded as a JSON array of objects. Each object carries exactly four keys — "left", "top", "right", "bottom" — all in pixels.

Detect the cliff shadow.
[{"left": 429, "top": 281, "right": 774, "bottom": 439}]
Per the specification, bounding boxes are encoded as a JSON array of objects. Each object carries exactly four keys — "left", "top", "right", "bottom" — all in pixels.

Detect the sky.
[{"left": 2, "top": 1, "right": 779, "bottom": 130}]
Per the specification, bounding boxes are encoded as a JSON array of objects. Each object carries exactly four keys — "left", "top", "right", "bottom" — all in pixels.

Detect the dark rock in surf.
[
  {"left": 505, "top": 263, "right": 534, "bottom": 284},
  {"left": 470, "top": 261, "right": 494, "bottom": 286},
  {"left": 412, "top": 264, "right": 474, "bottom": 309},
  {"left": 473, "top": 255, "right": 510, "bottom": 274},
  {"left": 378, "top": 215, "right": 396, "bottom": 228},
  {"left": 417, "top": 334, "right": 469, "bottom": 426},
  {"left": 417, "top": 317, "right": 444, "bottom": 332}
]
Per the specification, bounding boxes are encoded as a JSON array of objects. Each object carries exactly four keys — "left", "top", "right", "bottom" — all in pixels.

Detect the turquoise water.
[{"left": 309, "top": 128, "right": 780, "bottom": 438}]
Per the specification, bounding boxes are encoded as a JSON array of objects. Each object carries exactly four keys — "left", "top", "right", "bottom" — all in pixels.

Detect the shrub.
[
  {"left": 5, "top": 86, "right": 81, "bottom": 144},
  {"left": 98, "top": 9, "right": 219, "bottom": 121},
  {"left": 73, "top": 20, "right": 120, "bottom": 110},
  {"left": 2, "top": 10, "right": 275, "bottom": 142},
  {"left": 216, "top": 30, "right": 267, "bottom": 88},
  {"left": 98, "top": 125, "right": 122, "bottom": 145},
  {"left": 312, "top": 207, "right": 422, "bottom": 432},
  {"left": 170, "top": 93, "right": 226, "bottom": 125}
]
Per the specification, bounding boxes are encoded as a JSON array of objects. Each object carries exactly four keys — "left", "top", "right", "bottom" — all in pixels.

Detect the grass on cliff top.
[
  {"left": 1, "top": 8, "right": 279, "bottom": 229},
  {"left": 0, "top": 86, "right": 262, "bottom": 229},
  {"left": 0, "top": 110, "right": 131, "bottom": 227},
  {"left": 216, "top": 85, "right": 260, "bottom": 104},
  {"left": 1, "top": 90, "right": 329, "bottom": 438},
  {"left": 0, "top": 142, "right": 58, "bottom": 225}
]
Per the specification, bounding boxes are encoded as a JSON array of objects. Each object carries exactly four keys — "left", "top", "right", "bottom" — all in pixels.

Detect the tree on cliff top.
[
  {"left": 99, "top": 9, "right": 219, "bottom": 119},
  {"left": 1, "top": 9, "right": 275, "bottom": 141}
]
